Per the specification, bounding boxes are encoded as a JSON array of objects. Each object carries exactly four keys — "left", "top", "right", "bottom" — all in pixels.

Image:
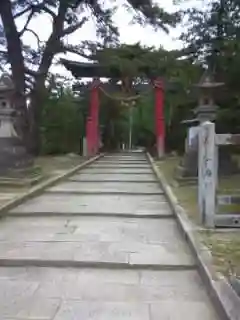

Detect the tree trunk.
[
  {"left": 1, "top": 0, "right": 69, "bottom": 155},
  {"left": 0, "top": 0, "right": 29, "bottom": 144},
  {"left": 28, "top": 90, "right": 43, "bottom": 155},
  {"left": 27, "top": 2, "right": 68, "bottom": 155}
]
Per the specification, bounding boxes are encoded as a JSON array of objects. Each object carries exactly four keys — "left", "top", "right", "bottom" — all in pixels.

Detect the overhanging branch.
[
  {"left": 61, "top": 17, "right": 88, "bottom": 37},
  {"left": 58, "top": 43, "right": 93, "bottom": 60}
]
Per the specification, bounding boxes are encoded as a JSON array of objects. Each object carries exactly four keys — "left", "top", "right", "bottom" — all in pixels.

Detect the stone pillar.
[
  {"left": 153, "top": 78, "right": 165, "bottom": 158},
  {"left": 198, "top": 121, "right": 216, "bottom": 228},
  {"left": 82, "top": 137, "right": 87, "bottom": 157}
]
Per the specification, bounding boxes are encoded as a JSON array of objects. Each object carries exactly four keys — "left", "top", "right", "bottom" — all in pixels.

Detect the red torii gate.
[
  {"left": 61, "top": 59, "right": 165, "bottom": 158},
  {"left": 86, "top": 78, "right": 165, "bottom": 158}
]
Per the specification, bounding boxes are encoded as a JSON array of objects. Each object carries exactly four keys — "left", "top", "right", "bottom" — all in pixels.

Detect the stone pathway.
[{"left": 0, "top": 153, "right": 219, "bottom": 319}]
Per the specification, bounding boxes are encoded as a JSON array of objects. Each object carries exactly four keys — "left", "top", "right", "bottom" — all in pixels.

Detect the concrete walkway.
[{"left": 0, "top": 153, "right": 219, "bottom": 319}]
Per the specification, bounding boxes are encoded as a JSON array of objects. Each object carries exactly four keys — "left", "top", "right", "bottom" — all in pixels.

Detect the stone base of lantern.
[
  {"left": 0, "top": 137, "right": 35, "bottom": 181},
  {"left": 218, "top": 147, "right": 239, "bottom": 175},
  {"left": 175, "top": 146, "right": 239, "bottom": 183}
]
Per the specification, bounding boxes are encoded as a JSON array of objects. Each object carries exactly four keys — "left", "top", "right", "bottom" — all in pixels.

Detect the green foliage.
[
  {"left": 92, "top": 42, "right": 203, "bottom": 151},
  {"left": 180, "top": 0, "right": 240, "bottom": 134},
  {"left": 40, "top": 88, "right": 84, "bottom": 154},
  {"left": 94, "top": 43, "right": 185, "bottom": 80},
  {"left": 132, "top": 92, "right": 155, "bottom": 147}
]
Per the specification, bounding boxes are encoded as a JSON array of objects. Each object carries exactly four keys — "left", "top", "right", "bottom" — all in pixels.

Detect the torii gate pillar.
[
  {"left": 153, "top": 78, "right": 165, "bottom": 158},
  {"left": 87, "top": 78, "right": 100, "bottom": 156}
]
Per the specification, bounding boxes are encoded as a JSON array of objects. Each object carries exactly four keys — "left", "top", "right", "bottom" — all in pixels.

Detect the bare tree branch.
[
  {"left": 61, "top": 17, "right": 88, "bottom": 37},
  {"left": 25, "top": 74, "right": 35, "bottom": 84},
  {"left": 13, "top": 5, "right": 32, "bottom": 19},
  {"left": 24, "top": 28, "right": 41, "bottom": 48},
  {"left": 19, "top": 9, "right": 35, "bottom": 37},
  {"left": 35, "top": 1, "right": 68, "bottom": 90},
  {"left": 15, "top": 2, "right": 56, "bottom": 22},
  {"left": 58, "top": 43, "right": 93, "bottom": 60},
  {"left": 34, "top": 3, "right": 57, "bottom": 19},
  {"left": 24, "top": 66, "right": 38, "bottom": 76}
]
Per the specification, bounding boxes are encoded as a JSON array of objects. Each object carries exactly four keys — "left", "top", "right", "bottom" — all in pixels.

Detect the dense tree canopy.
[
  {"left": 0, "top": 0, "right": 179, "bottom": 154},
  {"left": 1, "top": 0, "right": 240, "bottom": 155},
  {"left": 181, "top": 0, "right": 240, "bottom": 133}
]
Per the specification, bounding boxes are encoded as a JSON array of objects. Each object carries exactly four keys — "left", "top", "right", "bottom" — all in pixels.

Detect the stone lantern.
[
  {"left": 177, "top": 71, "right": 224, "bottom": 179},
  {"left": 196, "top": 72, "right": 239, "bottom": 175},
  {"left": 193, "top": 72, "right": 224, "bottom": 123},
  {"left": 177, "top": 71, "right": 239, "bottom": 179},
  {"left": 0, "top": 74, "right": 33, "bottom": 177}
]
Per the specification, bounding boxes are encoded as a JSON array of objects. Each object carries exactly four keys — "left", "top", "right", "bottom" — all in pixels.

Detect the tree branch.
[
  {"left": 19, "top": 9, "right": 35, "bottom": 37},
  {"left": 24, "top": 66, "right": 38, "bottom": 76},
  {"left": 35, "top": 1, "right": 68, "bottom": 90},
  {"left": 13, "top": 5, "right": 32, "bottom": 19},
  {"left": 58, "top": 43, "right": 93, "bottom": 60},
  {"left": 37, "top": 4, "right": 57, "bottom": 19},
  {"left": 24, "top": 28, "right": 41, "bottom": 51},
  {"left": 15, "top": 3, "right": 56, "bottom": 22},
  {"left": 0, "top": 0, "right": 26, "bottom": 94},
  {"left": 61, "top": 17, "right": 88, "bottom": 37}
]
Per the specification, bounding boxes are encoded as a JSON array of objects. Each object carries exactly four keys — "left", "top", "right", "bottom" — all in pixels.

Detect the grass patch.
[
  {"left": 201, "top": 231, "right": 240, "bottom": 276},
  {"left": 157, "top": 155, "right": 240, "bottom": 277},
  {"left": 0, "top": 153, "right": 83, "bottom": 207},
  {"left": 35, "top": 154, "right": 83, "bottom": 176},
  {"left": 157, "top": 157, "right": 200, "bottom": 223}
]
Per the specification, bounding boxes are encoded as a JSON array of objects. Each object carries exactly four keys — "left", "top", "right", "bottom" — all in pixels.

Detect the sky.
[{"left": 18, "top": 0, "right": 204, "bottom": 78}]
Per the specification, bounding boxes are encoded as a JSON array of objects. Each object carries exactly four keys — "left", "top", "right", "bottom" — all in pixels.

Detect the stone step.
[
  {"left": 47, "top": 181, "right": 163, "bottom": 195},
  {"left": 10, "top": 193, "right": 172, "bottom": 216},
  {"left": 0, "top": 267, "right": 219, "bottom": 320},
  {"left": 70, "top": 173, "right": 156, "bottom": 182},
  {"left": 0, "top": 216, "right": 193, "bottom": 267}
]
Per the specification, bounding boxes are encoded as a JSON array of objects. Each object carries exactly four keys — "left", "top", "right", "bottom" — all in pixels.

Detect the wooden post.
[
  {"left": 198, "top": 121, "right": 216, "bottom": 228},
  {"left": 153, "top": 78, "right": 165, "bottom": 158}
]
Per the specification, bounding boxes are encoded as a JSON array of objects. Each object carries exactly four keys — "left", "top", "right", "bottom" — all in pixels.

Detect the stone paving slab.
[
  {"left": 0, "top": 153, "right": 220, "bottom": 320},
  {"left": 105, "top": 152, "right": 146, "bottom": 160},
  {"left": 70, "top": 173, "right": 157, "bottom": 182},
  {"left": 0, "top": 216, "right": 192, "bottom": 266},
  {"left": 0, "top": 267, "right": 219, "bottom": 319},
  {"left": 97, "top": 157, "right": 146, "bottom": 161},
  {"left": 89, "top": 164, "right": 150, "bottom": 168},
  {"left": 81, "top": 168, "right": 153, "bottom": 174},
  {"left": 96, "top": 160, "right": 148, "bottom": 164},
  {"left": 48, "top": 181, "right": 163, "bottom": 194},
  {"left": 10, "top": 193, "right": 171, "bottom": 215}
]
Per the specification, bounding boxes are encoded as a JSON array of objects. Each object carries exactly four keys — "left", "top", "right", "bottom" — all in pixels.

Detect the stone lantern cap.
[
  {"left": 0, "top": 74, "right": 15, "bottom": 118},
  {"left": 193, "top": 71, "right": 224, "bottom": 122},
  {"left": 181, "top": 118, "right": 199, "bottom": 127},
  {"left": 194, "top": 71, "right": 224, "bottom": 89},
  {"left": 0, "top": 73, "right": 14, "bottom": 92}
]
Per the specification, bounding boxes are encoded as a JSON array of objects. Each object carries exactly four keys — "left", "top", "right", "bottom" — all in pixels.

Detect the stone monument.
[
  {"left": 0, "top": 73, "right": 33, "bottom": 177},
  {"left": 177, "top": 71, "right": 239, "bottom": 179},
  {"left": 178, "top": 118, "right": 200, "bottom": 177}
]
